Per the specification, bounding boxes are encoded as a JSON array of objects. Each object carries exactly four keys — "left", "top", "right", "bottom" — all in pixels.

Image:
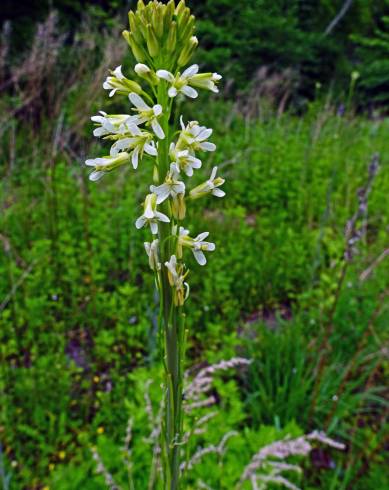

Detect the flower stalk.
[{"left": 85, "top": 2, "right": 224, "bottom": 488}]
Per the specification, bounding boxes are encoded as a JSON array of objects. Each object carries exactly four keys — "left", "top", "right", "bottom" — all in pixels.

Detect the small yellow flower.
[
  {"left": 97, "top": 426, "right": 105, "bottom": 435},
  {"left": 58, "top": 451, "right": 66, "bottom": 460},
  {"left": 93, "top": 375, "right": 100, "bottom": 383}
]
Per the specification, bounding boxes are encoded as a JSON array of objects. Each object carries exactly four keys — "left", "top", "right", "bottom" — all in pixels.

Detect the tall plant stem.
[{"left": 157, "top": 82, "right": 184, "bottom": 489}]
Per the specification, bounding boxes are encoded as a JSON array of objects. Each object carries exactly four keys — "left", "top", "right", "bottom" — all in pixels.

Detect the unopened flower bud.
[
  {"left": 128, "top": 11, "right": 144, "bottom": 45},
  {"left": 135, "top": 63, "right": 159, "bottom": 85},
  {"left": 146, "top": 24, "right": 159, "bottom": 58},
  {"left": 155, "top": 4, "right": 165, "bottom": 38},
  {"left": 164, "top": 1, "right": 175, "bottom": 32},
  {"left": 178, "top": 36, "right": 198, "bottom": 67},
  {"left": 172, "top": 193, "right": 186, "bottom": 220},
  {"left": 123, "top": 30, "right": 147, "bottom": 63},
  {"left": 166, "top": 21, "right": 177, "bottom": 53},
  {"left": 179, "top": 14, "right": 195, "bottom": 42}
]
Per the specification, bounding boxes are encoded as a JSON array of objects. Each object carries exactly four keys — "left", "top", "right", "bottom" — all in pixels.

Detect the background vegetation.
[{"left": 0, "top": 1, "right": 388, "bottom": 489}]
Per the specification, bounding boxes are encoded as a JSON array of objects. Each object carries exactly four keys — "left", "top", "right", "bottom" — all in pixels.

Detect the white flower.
[
  {"left": 129, "top": 93, "right": 165, "bottom": 139},
  {"left": 156, "top": 64, "right": 222, "bottom": 98},
  {"left": 103, "top": 65, "right": 142, "bottom": 97},
  {"left": 91, "top": 111, "right": 136, "bottom": 138},
  {"left": 177, "top": 227, "right": 215, "bottom": 266},
  {"left": 190, "top": 166, "right": 225, "bottom": 199},
  {"left": 156, "top": 64, "right": 199, "bottom": 98},
  {"left": 164, "top": 255, "right": 189, "bottom": 306},
  {"left": 169, "top": 143, "right": 202, "bottom": 177},
  {"left": 150, "top": 164, "right": 185, "bottom": 204},
  {"left": 85, "top": 152, "right": 131, "bottom": 181},
  {"left": 177, "top": 117, "right": 216, "bottom": 153},
  {"left": 110, "top": 125, "right": 157, "bottom": 169},
  {"left": 135, "top": 193, "right": 170, "bottom": 234},
  {"left": 144, "top": 239, "right": 161, "bottom": 271}
]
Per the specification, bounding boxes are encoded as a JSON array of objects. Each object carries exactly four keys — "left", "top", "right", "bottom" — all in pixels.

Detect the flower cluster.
[{"left": 85, "top": 0, "right": 224, "bottom": 308}]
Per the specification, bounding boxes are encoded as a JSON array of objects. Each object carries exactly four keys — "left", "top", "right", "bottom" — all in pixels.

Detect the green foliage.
[{"left": 353, "top": 5, "right": 389, "bottom": 107}]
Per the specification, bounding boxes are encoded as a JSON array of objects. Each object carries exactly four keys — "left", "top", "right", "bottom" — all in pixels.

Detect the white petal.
[
  {"left": 112, "top": 65, "right": 124, "bottom": 79},
  {"left": 89, "top": 170, "right": 105, "bottom": 181},
  {"left": 151, "top": 120, "right": 165, "bottom": 140},
  {"left": 154, "top": 184, "right": 170, "bottom": 204},
  {"left": 155, "top": 211, "right": 170, "bottom": 223},
  {"left": 174, "top": 182, "right": 185, "bottom": 194},
  {"left": 193, "top": 249, "right": 206, "bottom": 266},
  {"left": 181, "top": 85, "right": 198, "bottom": 98},
  {"left": 150, "top": 221, "right": 158, "bottom": 234},
  {"left": 93, "top": 127, "right": 107, "bottom": 137},
  {"left": 144, "top": 205, "right": 154, "bottom": 219},
  {"left": 131, "top": 147, "right": 140, "bottom": 169},
  {"left": 190, "top": 157, "right": 202, "bottom": 169},
  {"left": 185, "top": 166, "right": 194, "bottom": 177},
  {"left": 144, "top": 242, "right": 151, "bottom": 254},
  {"left": 135, "top": 63, "right": 150, "bottom": 75},
  {"left": 156, "top": 70, "right": 175, "bottom": 82},
  {"left": 144, "top": 143, "right": 158, "bottom": 156},
  {"left": 168, "top": 86, "right": 178, "bottom": 98},
  {"left": 103, "top": 80, "right": 111, "bottom": 89},
  {"left": 197, "top": 128, "right": 212, "bottom": 141},
  {"left": 212, "top": 188, "right": 225, "bottom": 197},
  {"left": 197, "top": 232, "right": 209, "bottom": 241},
  {"left": 127, "top": 122, "right": 141, "bottom": 135},
  {"left": 85, "top": 158, "right": 98, "bottom": 167},
  {"left": 109, "top": 88, "right": 117, "bottom": 97},
  {"left": 91, "top": 115, "right": 105, "bottom": 123},
  {"left": 180, "top": 116, "right": 185, "bottom": 130},
  {"left": 135, "top": 216, "right": 146, "bottom": 229},
  {"left": 129, "top": 93, "right": 148, "bottom": 109},
  {"left": 206, "top": 243, "right": 216, "bottom": 251},
  {"left": 210, "top": 166, "right": 218, "bottom": 180},
  {"left": 200, "top": 142, "right": 216, "bottom": 152},
  {"left": 182, "top": 64, "right": 199, "bottom": 78},
  {"left": 153, "top": 104, "right": 163, "bottom": 116}
]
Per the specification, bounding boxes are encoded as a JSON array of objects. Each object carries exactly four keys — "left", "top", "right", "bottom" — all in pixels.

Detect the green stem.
[{"left": 157, "top": 81, "right": 184, "bottom": 490}]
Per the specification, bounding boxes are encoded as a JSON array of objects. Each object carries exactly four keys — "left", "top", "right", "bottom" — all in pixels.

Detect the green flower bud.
[
  {"left": 175, "top": 0, "right": 186, "bottom": 18},
  {"left": 123, "top": 30, "right": 147, "bottom": 63},
  {"left": 129, "top": 11, "right": 144, "bottom": 45},
  {"left": 178, "top": 36, "right": 198, "bottom": 67},
  {"left": 166, "top": 21, "right": 177, "bottom": 53},
  {"left": 137, "top": 0, "right": 146, "bottom": 11},
  {"left": 155, "top": 4, "right": 165, "bottom": 38},
  {"left": 179, "top": 15, "right": 195, "bottom": 43},
  {"left": 164, "top": 0, "right": 175, "bottom": 33},
  {"left": 177, "top": 7, "right": 190, "bottom": 32},
  {"left": 146, "top": 24, "right": 159, "bottom": 58}
]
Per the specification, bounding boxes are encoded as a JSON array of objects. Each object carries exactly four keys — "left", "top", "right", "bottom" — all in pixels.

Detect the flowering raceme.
[{"left": 85, "top": 1, "right": 224, "bottom": 488}]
